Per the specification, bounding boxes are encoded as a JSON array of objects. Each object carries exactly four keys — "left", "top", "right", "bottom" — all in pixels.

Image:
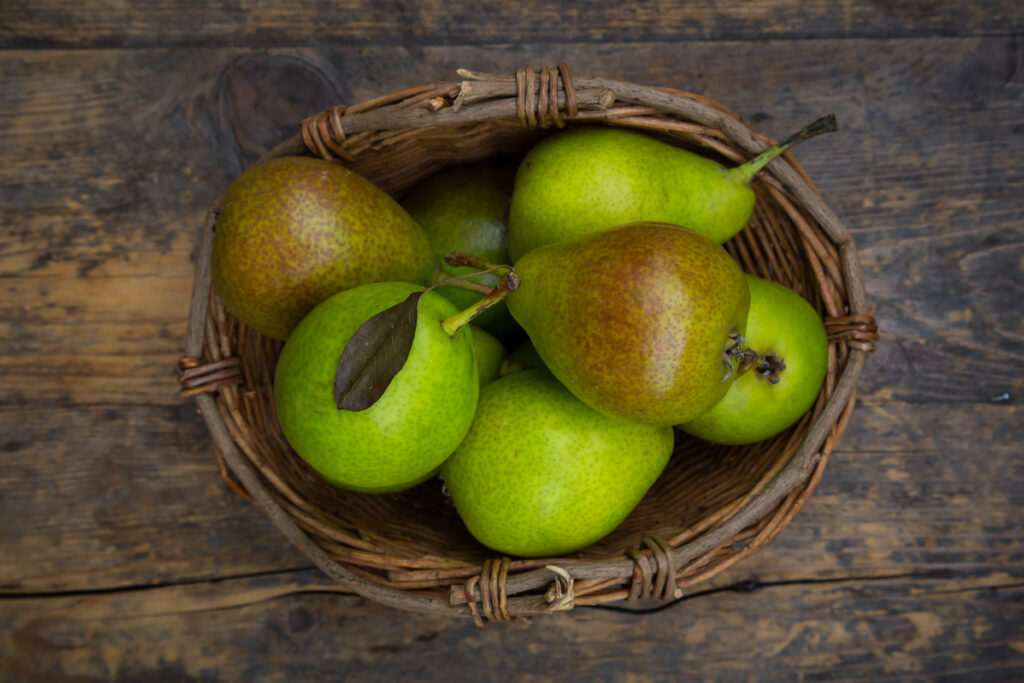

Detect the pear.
[
  {"left": 507, "top": 222, "right": 750, "bottom": 426},
  {"left": 402, "top": 164, "right": 521, "bottom": 340},
  {"left": 470, "top": 325, "right": 505, "bottom": 387},
  {"left": 274, "top": 281, "right": 478, "bottom": 493},
  {"left": 680, "top": 275, "right": 829, "bottom": 444},
  {"left": 440, "top": 369, "right": 674, "bottom": 557},
  {"left": 213, "top": 156, "right": 434, "bottom": 340},
  {"left": 508, "top": 116, "right": 836, "bottom": 260}
]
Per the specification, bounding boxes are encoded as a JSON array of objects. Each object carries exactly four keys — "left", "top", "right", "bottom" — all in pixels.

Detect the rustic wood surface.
[{"left": 2, "top": 1, "right": 1022, "bottom": 680}]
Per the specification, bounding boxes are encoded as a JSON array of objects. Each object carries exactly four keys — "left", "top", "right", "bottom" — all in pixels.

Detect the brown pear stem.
[
  {"left": 435, "top": 275, "right": 493, "bottom": 296},
  {"left": 440, "top": 271, "right": 519, "bottom": 337},
  {"left": 444, "top": 250, "right": 510, "bottom": 273},
  {"left": 428, "top": 262, "right": 512, "bottom": 297}
]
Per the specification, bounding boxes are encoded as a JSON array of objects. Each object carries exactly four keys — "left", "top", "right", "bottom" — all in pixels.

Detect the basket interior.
[{"left": 205, "top": 116, "right": 851, "bottom": 588}]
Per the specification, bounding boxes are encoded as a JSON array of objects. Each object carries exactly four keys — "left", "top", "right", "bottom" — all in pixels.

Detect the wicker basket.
[{"left": 180, "top": 64, "right": 877, "bottom": 625}]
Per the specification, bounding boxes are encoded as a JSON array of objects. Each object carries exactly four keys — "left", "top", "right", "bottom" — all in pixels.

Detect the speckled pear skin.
[
  {"left": 507, "top": 223, "right": 750, "bottom": 426},
  {"left": 274, "top": 281, "right": 477, "bottom": 494},
  {"left": 508, "top": 127, "right": 755, "bottom": 260},
  {"left": 440, "top": 370, "right": 674, "bottom": 557},
  {"left": 212, "top": 156, "right": 435, "bottom": 340}
]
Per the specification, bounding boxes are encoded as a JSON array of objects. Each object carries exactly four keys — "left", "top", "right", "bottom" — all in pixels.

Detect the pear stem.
[
  {"left": 444, "top": 250, "right": 510, "bottom": 273},
  {"left": 430, "top": 261, "right": 512, "bottom": 296},
  {"left": 435, "top": 274, "right": 493, "bottom": 295},
  {"left": 728, "top": 114, "right": 837, "bottom": 184},
  {"left": 440, "top": 271, "right": 519, "bottom": 337}
]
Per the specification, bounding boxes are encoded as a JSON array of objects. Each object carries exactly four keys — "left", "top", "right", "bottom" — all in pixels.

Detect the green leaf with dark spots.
[{"left": 334, "top": 291, "right": 421, "bottom": 411}]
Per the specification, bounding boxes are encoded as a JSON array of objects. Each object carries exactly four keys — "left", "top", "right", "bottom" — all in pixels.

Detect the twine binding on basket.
[
  {"left": 464, "top": 558, "right": 512, "bottom": 628},
  {"left": 461, "top": 559, "right": 576, "bottom": 628},
  {"left": 299, "top": 63, "right": 594, "bottom": 164},
  {"left": 627, "top": 535, "right": 682, "bottom": 603},
  {"left": 183, "top": 64, "right": 877, "bottom": 623},
  {"left": 177, "top": 356, "right": 243, "bottom": 396},
  {"left": 826, "top": 311, "right": 879, "bottom": 352}
]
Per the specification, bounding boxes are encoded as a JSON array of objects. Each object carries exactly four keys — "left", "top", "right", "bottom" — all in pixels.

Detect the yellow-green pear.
[
  {"left": 680, "top": 275, "right": 829, "bottom": 444},
  {"left": 274, "top": 281, "right": 478, "bottom": 493},
  {"left": 441, "top": 370, "right": 674, "bottom": 557},
  {"left": 508, "top": 116, "right": 836, "bottom": 260}
]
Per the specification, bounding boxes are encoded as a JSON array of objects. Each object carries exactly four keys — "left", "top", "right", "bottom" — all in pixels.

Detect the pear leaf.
[{"left": 333, "top": 291, "right": 421, "bottom": 411}]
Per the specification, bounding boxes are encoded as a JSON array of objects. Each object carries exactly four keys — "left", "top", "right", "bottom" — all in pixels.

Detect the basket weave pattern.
[{"left": 181, "top": 65, "right": 877, "bottom": 624}]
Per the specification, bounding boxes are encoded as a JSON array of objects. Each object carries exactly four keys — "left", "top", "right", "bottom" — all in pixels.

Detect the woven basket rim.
[{"left": 182, "top": 65, "right": 872, "bottom": 621}]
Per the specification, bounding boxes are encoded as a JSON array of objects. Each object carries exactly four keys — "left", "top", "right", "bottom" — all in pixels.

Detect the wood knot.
[
  {"left": 177, "top": 356, "right": 243, "bottom": 397},
  {"left": 826, "top": 310, "right": 880, "bottom": 352},
  {"left": 301, "top": 104, "right": 353, "bottom": 161},
  {"left": 627, "top": 535, "right": 681, "bottom": 602},
  {"left": 515, "top": 63, "right": 579, "bottom": 129}
]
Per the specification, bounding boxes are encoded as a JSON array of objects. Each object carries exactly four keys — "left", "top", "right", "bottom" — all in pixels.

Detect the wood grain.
[
  {"left": 0, "top": 405, "right": 309, "bottom": 593},
  {"left": 2, "top": 1, "right": 1021, "bottom": 49},
  {"left": 2, "top": 569, "right": 1021, "bottom": 681}
]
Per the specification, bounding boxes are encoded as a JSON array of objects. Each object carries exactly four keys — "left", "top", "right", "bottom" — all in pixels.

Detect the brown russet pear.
[
  {"left": 507, "top": 222, "right": 750, "bottom": 426},
  {"left": 212, "top": 156, "right": 434, "bottom": 340}
]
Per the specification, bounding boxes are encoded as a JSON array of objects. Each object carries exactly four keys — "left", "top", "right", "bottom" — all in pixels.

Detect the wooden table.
[{"left": 3, "top": 3, "right": 1022, "bottom": 680}]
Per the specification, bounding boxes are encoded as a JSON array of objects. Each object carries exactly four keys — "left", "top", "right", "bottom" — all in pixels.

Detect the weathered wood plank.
[
  {"left": 1, "top": 569, "right": 1020, "bottom": 681},
  {"left": 733, "top": 401, "right": 1023, "bottom": 584},
  {"left": 2, "top": 0, "right": 1021, "bottom": 49},
  {"left": 0, "top": 405, "right": 309, "bottom": 593},
  {"left": 2, "top": 38, "right": 1022, "bottom": 408}
]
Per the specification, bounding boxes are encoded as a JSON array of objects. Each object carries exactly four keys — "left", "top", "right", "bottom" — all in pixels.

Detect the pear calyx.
[
  {"left": 755, "top": 353, "right": 787, "bottom": 385},
  {"left": 722, "top": 330, "right": 788, "bottom": 385}
]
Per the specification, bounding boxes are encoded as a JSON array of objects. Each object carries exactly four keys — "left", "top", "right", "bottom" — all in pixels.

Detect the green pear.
[
  {"left": 508, "top": 116, "right": 836, "bottom": 260},
  {"left": 470, "top": 325, "right": 505, "bottom": 387},
  {"left": 680, "top": 275, "right": 829, "bottom": 444},
  {"left": 274, "top": 281, "right": 477, "bottom": 493},
  {"left": 440, "top": 369, "right": 674, "bottom": 557},
  {"left": 402, "top": 164, "right": 522, "bottom": 339},
  {"left": 213, "top": 156, "right": 434, "bottom": 340},
  {"left": 507, "top": 222, "right": 750, "bottom": 426}
]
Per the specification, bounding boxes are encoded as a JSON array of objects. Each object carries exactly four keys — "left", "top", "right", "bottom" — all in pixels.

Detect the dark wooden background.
[{"left": 2, "top": 2, "right": 1022, "bottom": 680}]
